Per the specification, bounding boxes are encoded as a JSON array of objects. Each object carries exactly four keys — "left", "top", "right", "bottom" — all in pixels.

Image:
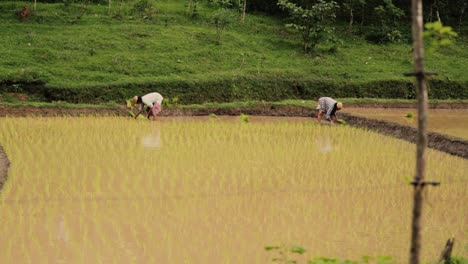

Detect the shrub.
[
  {"left": 210, "top": 9, "right": 236, "bottom": 45},
  {"left": 277, "top": 0, "right": 339, "bottom": 53},
  {"left": 132, "top": 0, "right": 158, "bottom": 20},
  {"left": 2, "top": 77, "right": 467, "bottom": 104}
]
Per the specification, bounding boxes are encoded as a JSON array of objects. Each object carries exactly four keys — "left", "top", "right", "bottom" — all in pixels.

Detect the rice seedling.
[
  {"left": 240, "top": 113, "right": 249, "bottom": 123},
  {"left": 0, "top": 116, "right": 465, "bottom": 263}
]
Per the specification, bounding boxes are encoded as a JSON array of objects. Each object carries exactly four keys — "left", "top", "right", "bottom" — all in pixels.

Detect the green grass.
[
  {"left": 0, "top": 100, "right": 120, "bottom": 108},
  {"left": 1, "top": 98, "right": 466, "bottom": 110},
  {"left": 0, "top": 0, "right": 467, "bottom": 101}
]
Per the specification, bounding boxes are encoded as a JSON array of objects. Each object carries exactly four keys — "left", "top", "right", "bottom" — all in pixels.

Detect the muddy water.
[
  {"left": 0, "top": 117, "right": 466, "bottom": 263},
  {"left": 342, "top": 108, "right": 468, "bottom": 139}
]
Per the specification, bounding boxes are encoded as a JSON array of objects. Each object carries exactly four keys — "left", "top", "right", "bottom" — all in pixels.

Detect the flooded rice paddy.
[
  {"left": 0, "top": 116, "right": 466, "bottom": 263},
  {"left": 342, "top": 108, "right": 468, "bottom": 139}
]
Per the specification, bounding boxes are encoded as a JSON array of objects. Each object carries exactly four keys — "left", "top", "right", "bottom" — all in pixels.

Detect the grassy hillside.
[{"left": 0, "top": 0, "right": 467, "bottom": 103}]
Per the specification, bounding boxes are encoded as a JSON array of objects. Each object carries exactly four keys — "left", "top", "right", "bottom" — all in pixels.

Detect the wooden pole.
[{"left": 409, "top": 0, "right": 428, "bottom": 263}]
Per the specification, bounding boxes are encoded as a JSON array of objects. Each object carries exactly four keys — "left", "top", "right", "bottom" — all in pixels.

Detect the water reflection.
[
  {"left": 142, "top": 125, "right": 161, "bottom": 148},
  {"left": 316, "top": 136, "right": 333, "bottom": 153}
]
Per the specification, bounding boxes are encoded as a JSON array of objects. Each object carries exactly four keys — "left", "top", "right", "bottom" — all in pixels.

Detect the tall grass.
[
  {"left": 0, "top": 116, "right": 466, "bottom": 263},
  {"left": 0, "top": 0, "right": 466, "bottom": 90}
]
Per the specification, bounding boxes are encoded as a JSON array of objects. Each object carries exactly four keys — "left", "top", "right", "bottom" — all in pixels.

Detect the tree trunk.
[
  {"left": 428, "top": 4, "right": 433, "bottom": 22},
  {"left": 459, "top": 3, "right": 466, "bottom": 32},
  {"left": 360, "top": 6, "right": 365, "bottom": 26},
  {"left": 241, "top": 0, "right": 247, "bottom": 24},
  {"left": 118, "top": 0, "right": 124, "bottom": 16},
  {"left": 108, "top": 0, "right": 111, "bottom": 16},
  {"left": 349, "top": 2, "right": 354, "bottom": 33},
  {"left": 436, "top": 9, "right": 441, "bottom": 22},
  {"left": 409, "top": 0, "right": 428, "bottom": 264},
  {"left": 34, "top": 0, "right": 37, "bottom": 11}
]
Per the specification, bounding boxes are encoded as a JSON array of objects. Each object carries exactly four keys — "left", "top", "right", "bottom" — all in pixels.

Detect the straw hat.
[
  {"left": 336, "top": 102, "right": 343, "bottom": 110},
  {"left": 132, "top": 96, "right": 138, "bottom": 105}
]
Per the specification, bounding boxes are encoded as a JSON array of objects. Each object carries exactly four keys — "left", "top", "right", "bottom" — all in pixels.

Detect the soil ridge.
[{"left": 0, "top": 145, "right": 10, "bottom": 193}]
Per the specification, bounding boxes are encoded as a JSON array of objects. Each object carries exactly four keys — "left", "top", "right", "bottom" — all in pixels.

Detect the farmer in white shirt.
[
  {"left": 131, "top": 92, "right": 164, "bottom": 121},
  {"left": 316, "top": 97, "right": 343, "bottom": 124}
]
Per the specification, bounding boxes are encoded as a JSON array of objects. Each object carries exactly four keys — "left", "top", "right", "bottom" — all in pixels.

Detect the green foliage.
[
  {"left": 405, "top": 112, "right": 414, "bottom": 118},
  {"left": 366, "top": 0, "right": 404, "bottom": 44},
  {"left": 240, "top": 113, "right": 249, "bottom": 122},
  {"left": 444, "top": 256, "right": 468, "bottom": 264},
  {"left": 209, "top": 113, "right": 217, "bottom": 118},
  {"left": 423, "top": 21, "right": 458, "bottom": 53},
  {"left": 2, "top": 76, "right": 467, "bottom": 104},
  {"left": 337, "top": 118, "right": 347, "bottom": 125},
  {"left": 186, "top": 0, "right": 199, "bottom": 18},
  {"left": 0, "top": 1, "right": 466, "bottom": 104},
  {"left": 1, "top": 93, "right": 18, "bottom": 103},
  {"left": 277, "top": 0, "right": 338, "bottom": 53},
  {"left": 290, "top": 246, "right": 306, "bottom": 255},
  {"left": 211, "top": 8, "right": 236, "bottom": 45},
  {"left": 132, "top": 0, "right": 158, "bottom": 20},
  {"left": 208, "top": 0, "right": 241, "bottom": 10}
]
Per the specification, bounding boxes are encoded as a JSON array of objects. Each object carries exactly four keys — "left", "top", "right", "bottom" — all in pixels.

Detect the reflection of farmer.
[
  {"left": 130, "top": 92, "right": 164, "bottom": 121},
  {"left": 316, "top": 97, "right": 343, "bottom": 124}
]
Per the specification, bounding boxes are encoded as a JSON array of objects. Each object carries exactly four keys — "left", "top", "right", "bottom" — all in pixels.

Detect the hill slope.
[{"left": 0, "top": 0, "right": 467, "bottom": 103}]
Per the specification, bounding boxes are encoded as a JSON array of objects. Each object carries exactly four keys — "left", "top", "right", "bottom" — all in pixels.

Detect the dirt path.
[
  {"left": 0, "top": 104, "right": 466, "bottom": 192},
  {"left": 0, "top": 145, "right": 10, "bottom": 193}
]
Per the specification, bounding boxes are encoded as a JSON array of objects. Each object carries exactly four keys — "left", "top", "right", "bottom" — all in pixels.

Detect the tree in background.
[
  {"left": 209, "top": 0, "right": 247, "bottom": 23},
  {"left": 240, "top": 0, "right": 247, "bottom": 24},
  {"left": 423, "top": 21, "right": 458, "bottom": 53},
  {"left": 277, "top": 0, "right": 338, "bottom": 53},
  {"left": 132, "top": 0, "right": 158, "bottom": 20},
  {"left": 342, "top": 0, "right": 366, "bottom": 32},
  {"left": 208, "top": 0, "right": 241, "bottom": 9},
  {"left": 365, "top": 0, "right": 405, "bottom": 43},
  {"left": 186, "top": 0, "right": 199, "bottom": 18},
  {"left": 210, "top": 9, "right": 236, "bottom": 45}
]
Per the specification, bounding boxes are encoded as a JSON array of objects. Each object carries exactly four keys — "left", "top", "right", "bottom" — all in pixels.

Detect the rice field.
[
  {"left": 342, "top": 108, "right": 468, "bottom": 140},
  {"left": 0, "top": 116, "right": 466, "bottom": 263}
]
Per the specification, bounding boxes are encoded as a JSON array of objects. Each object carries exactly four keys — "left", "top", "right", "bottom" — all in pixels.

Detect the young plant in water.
[
  {"left": 264, "top": 244, "right": 305, "bottom": 263},
  {"left": 240, "top": 113, "right": 249, "bottom": 123}
]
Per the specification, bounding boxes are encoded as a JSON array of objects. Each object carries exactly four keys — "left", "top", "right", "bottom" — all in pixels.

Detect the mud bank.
[{"left": 0, "top": 145, "right": 10, "bottom": 192}]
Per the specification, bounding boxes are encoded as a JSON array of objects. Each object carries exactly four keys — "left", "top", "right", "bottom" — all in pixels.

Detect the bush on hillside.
[
  {"left": 2, "top": 76, "right": 466, "bottom": 104},
  {"left": 132, "top": 0, "right": 158, "bottom": 19}
]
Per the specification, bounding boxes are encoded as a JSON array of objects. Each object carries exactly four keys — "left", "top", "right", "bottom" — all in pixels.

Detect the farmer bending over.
[
  {"left": 316, "top": 97, "right": 343, "bottom": 124},
  {"left": 131, "top": 92, "right": 164, "bottom": 121}
]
